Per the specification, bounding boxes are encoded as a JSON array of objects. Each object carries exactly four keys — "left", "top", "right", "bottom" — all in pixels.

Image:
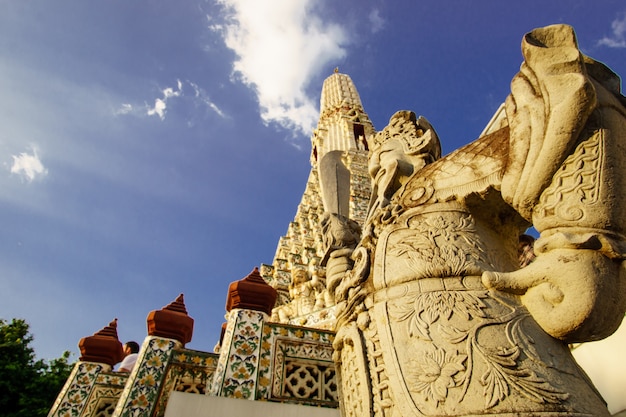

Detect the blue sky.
[{"left": 1, "top": 0, "right": 626, "bottom": 407}]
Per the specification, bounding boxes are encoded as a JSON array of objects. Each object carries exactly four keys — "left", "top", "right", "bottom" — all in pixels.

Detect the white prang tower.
[{"left": 261, "top": 70, "right": 376, "bottom": 329}]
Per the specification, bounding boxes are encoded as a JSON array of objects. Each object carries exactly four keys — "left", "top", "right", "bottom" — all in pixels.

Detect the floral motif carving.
[
  {"left": 389, "top": 213, "right": 490, "bottom": 279},
  {"left": 389, "top": 289, "right": 568, "bottom": 409},
  {"left": 152, "top": 349, "right": 219, "bottom": 416},
  {"left": 388, "top": 290, "right": 487, "bottom": 341},
  {"left": 406, "top": 347, "right": 467, "bottom": 405},
  {"left": 217, "top": 310, "right": 264, "bottom": 399},
  {"left": 84, "top": 371, "right": 127, "bottom": 417}
]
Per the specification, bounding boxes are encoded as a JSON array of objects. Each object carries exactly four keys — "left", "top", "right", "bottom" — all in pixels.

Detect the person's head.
[{"left": 124, "top": 341, "right": 140, "bottom": 355}]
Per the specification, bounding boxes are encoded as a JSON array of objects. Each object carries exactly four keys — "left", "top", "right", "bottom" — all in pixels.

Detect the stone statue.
[
  {"left": 273, "top": 269, "right": 319, "bottom": 323},
  {"left": 321, "top": 212, "right": 362, "bottom": 305},
  {"left": 330, "top": 24, "right": 626, "bottom": 417}
]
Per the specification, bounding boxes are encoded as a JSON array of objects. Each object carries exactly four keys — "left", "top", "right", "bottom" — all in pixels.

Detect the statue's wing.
[{"left": 399, "top": 126, "right": 509, "bottom": 208}]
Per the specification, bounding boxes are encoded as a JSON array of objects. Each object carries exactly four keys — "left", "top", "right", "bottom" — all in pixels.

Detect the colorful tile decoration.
[
  {"left": 113, "top": 337, "right": 180, "bottom": 417},
  {"left": 209, "top": 308, "right": 338, "bottom": 407},
  {"left": 83, "top": 372, "right": 128, "bottom": 417},
  {"left": 207, "top": 309, "right": 237, "bottom": 396},
  {"left": 151, "top": 349, "right": 219, "bottom": 417},
  {"left": 208, "top": 309, "right": 265, "bottom": 399},
  {"left": 49, "top": 313, "right": 338, "bottom": 416},
  {"left": 48, "top": 362, "right": 109, "bottom": 417},
  {"left": 256, "top": 322, "right": 337, "bottom": 407}
]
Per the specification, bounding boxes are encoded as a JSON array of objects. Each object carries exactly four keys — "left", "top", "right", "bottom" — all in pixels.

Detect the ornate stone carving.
[
  {"left": 483, "top": 24, "right": 626, "bottom": 342},
  {"left": 332, "top": 24, "right": 626, "bottom": 417},
  {"left": 256, "top": 322, "right": 337, "bottom": 407},
  {"left": 368, "top": 110, "right": 441, "bottom": 217}
]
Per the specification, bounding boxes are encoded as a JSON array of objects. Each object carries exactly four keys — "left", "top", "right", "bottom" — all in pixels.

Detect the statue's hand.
[
  {"left": 326, "top": 248, "right": 355, "bottom": 303},
  {"left": 482, "top": 248, "right": 626, "bottom": 343}
]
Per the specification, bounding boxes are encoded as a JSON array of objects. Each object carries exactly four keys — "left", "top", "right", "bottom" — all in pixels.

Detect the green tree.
[{"left": 0, "top": 318, "right": 74, "bottom": 417}]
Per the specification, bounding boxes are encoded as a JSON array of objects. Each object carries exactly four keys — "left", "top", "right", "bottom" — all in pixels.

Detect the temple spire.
[{"left": 313, "top": 71, "right": 375, "bottom": 217}]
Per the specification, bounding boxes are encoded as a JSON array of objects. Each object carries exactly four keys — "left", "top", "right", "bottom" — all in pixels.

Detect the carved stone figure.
[
  {"left": 367, "top": 110, "right": 441, "bottom": 218},
  {"left": 321, "top": 212, "right": 362, "bottom": 304},
  {"left": 273, "top": 269, "right": 320, "bottom": 322},
  {"left": 331, "top": 24, "right": 626, "bottom": 417}
]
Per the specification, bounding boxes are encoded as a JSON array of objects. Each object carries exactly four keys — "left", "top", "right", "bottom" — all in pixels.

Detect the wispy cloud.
[
  {"left": 10, "top": 147, "right": 48, "bottom": 182},
  {"left": 369, "top": 9, "right": 385, "bottom": 33},
  {"left": 188, "top": 81, "right": 226, "bottom": 118},
  {"left": 114, "top": 103, "right": 134, "bottom": 116},
  {"left": 147, "top": 80, "right": 183, "bottom": 120},
  {"left": 116, "top": 79, "right": 225, "bottom": 122},
  {"left": 598, "top": 12, "right": 626, "bottom": 48},
  {"left": 214, "top": 0, "right": 349, "bottom": 136}
]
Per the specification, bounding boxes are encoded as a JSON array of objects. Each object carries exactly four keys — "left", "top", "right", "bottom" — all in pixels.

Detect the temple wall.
[{"left": 164, "top": 392, "right": 340, "bottom": 417}]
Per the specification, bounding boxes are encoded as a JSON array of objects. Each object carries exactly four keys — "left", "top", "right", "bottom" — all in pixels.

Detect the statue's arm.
[{"left": 484, "top": 24, "right": 626, "bottom": 343}]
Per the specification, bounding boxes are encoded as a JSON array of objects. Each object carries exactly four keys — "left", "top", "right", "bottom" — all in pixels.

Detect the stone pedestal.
[
  {"left": 208, "top": 308, "right": 267, "bottom": 399},
  {"left": 209, "top": 268, "right": 277, "bottom": 399},
  {"left": 112, "top": 336, "right": 181, "bottom": 417},
  {"left": 113, "top": 295, "right": 194, "bottom": 417}
]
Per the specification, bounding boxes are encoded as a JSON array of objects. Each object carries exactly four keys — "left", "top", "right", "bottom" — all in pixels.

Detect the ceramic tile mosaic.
[
  {"left": 207, "top": 309, "right": 238, "bottom": 395},
  {"left": 151, "top": 349, "right": 219, "bottom": 417},
  {"left": 48, "top": 362, "right": 109, "bottom": 417},
  {"left": 208, "top": 309, "right": 265, "bottom": 399},
  {"left": 113, "top": 337, "right": 179, "bottom": 417},
  {"left": 256, "top": 322, "right": 337, "bottom": 407},
  {"left": 82, "top": 372, "right": 128, "bottom": 417}
]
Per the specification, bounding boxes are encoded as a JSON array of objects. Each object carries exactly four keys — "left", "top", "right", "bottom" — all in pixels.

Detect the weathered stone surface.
[{"left": 331, "top": 24, "right": 626, "bottom": 417}]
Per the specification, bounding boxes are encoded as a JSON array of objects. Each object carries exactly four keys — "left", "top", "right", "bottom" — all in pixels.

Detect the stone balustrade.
[{"left": 48, "top": 273, "right": 339, "bottom": 417}]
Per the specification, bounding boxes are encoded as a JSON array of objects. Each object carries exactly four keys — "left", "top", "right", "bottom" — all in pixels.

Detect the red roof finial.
[
  {"left": 226, "top": 267, "right": 277, "bottom": 315},
  {"left": 78, "top": 318, "right": 124, "bottom": 366},
  {"left": 147, "top": 294, "right": 194, "bottom": 345}
]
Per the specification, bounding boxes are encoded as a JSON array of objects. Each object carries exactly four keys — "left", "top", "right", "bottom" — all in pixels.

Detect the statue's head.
[
  {"left": 369, "top": 111, "right": 441, "bottom": 179},
  {"left": 373, "top": 111, "right": 441, "bottom": 159},
  {"left": 291, "top": 268, "right": 309, "bottom": 285},
  {"left": 366, "top": 111, "right": 441, "bottom": 214}
]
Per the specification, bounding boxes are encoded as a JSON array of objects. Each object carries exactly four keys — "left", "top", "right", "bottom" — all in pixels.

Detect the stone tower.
[{"left": 261, "top": 71, "right": 375, "bottom": 329}]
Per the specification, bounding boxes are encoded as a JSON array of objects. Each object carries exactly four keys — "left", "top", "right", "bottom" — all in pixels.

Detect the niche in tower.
[{"left": 353, "top": 122, "right": 367, "bottom": 150}]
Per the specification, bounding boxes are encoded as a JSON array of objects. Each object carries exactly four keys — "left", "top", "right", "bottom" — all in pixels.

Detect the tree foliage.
[{"left": 0, "top": 318, "right": 74, "bottom": 417}]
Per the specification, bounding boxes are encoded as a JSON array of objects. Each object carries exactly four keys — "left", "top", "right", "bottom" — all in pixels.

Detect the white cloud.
[
  {"left": 147, "top": 80, "right": 183, "bottom": 120},
  {"left": 10, "top": 147, "right": 48, "bottom": 182},
  {"left": 188, "top": 81, "right": 226, "bottom": 118},
  {"left": 130, "top": 79, "right": 226, "bottom": 122},
  {"left": 598, "top": 12, "right": 626, "bottom": 48},
  {"left": 147, "top": 98, "right": 168, "bottom": 120},
  {"left": 114, "top": 103, "right": 133, "bottom": 115},
  {"left": 215, "top": 0, "right": 349, "bottom": 136},
  {"left": 368, "top": 9, "right": 385, "bottom": 33}
]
